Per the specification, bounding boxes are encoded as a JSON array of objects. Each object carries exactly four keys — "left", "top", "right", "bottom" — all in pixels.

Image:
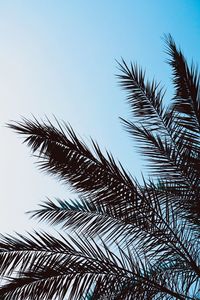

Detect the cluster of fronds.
[{"left": 0, "top": 35, "right": 199, "bottom": 299}]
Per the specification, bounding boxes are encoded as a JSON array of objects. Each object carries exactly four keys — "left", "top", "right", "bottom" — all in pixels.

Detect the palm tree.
[{"left": 0, "top": 35, "right": 199, "bottom": 299}]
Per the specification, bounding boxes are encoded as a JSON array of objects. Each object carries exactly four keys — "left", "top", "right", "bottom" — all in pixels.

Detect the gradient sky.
[{"left": 0, "top": 1, "right": 200, "bottom": 234}]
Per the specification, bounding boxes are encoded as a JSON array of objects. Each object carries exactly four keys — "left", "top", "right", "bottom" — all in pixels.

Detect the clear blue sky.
[{"left": 0, "top": 1, "right": 200, "bottom": 233}]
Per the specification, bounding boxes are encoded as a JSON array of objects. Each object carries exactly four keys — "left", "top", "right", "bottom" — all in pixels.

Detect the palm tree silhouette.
[{"left": 0, "top": 35, "right": 199, "bottom": 299}]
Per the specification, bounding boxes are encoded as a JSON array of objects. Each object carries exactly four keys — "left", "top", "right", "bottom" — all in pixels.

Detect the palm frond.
[
  {"left": 0, "top": 232, "right": 126, "bottom": 299},
  {"left": 28, "top": 185, "right": 200, "bottom": 280},
  {"left": 2, "top": 36, "right": 200, "bottom": 299},
  {"left": 0, "top": 231, "right": 196, "bottom": 300},
  {"left": 117, "top": 59, "right": 169, "bottom": 133},
  {"left": 29, "top": 197, "right": 137, "bottom": 244},
  {"left": 8, "top": 118, "right": 142, "bottom": 223},
  {"left": 121, "top": 119, "right": 195, "bottom": 184},
  {"left": 117, "top": 56, "right": 200, "bottom": 223},
  {"left": 165, "top": 34, "right": 200, "bottom": 141}
]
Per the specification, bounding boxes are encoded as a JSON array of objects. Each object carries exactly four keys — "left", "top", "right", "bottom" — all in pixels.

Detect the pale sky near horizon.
[{"left": 0, "top": 1, "right": 200, "bottom": 234}]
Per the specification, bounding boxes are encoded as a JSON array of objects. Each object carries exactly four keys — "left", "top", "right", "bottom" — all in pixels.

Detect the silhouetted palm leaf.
[
  {"left": 117, "top": 38, "right": 200, "bottom": 223},
  {"left": 0, "top": 36, "right": 200, "bottom": 299},
  {"left": 165, "top": 34, "right": 200, "bottom": 136}
]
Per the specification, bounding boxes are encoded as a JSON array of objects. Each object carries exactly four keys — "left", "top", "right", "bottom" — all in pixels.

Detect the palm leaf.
[
  {"left": 165, "top": 34, "right": 200, "bottom": 150},
  {"left": 8, "top": 118, "right": 142, "bottom": 222},
  {"left": 0, "top": 231, "right": 196, "bottom": 300},
  {"left": 1, "top": 36, "right": 200, "bottom": 299}
]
